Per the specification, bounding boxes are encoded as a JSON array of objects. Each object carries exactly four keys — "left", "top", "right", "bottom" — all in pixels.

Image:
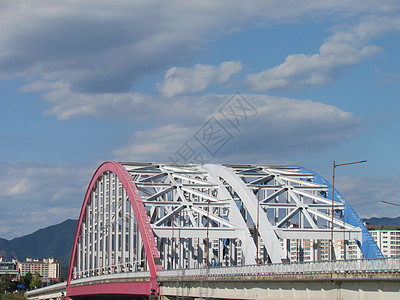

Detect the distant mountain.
[
  {"left": 362, "top": 216, "right": 400, "bottom": 226},
  {"left": 0, "top": 219, "right": 78, "bottom": 266},
  {"left": 0, "top": 237, "right": 14, "bottom": 258}
]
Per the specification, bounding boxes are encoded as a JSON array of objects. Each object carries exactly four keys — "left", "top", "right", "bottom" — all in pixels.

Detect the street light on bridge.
[
  {"left": 331, "top": 160, "right": 367, "bottom": 260},
  {"left": 382, "top": 200, "right": 400, "bottom": 207}
]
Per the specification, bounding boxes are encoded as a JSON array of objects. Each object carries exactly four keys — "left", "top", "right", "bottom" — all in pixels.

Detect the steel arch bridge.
[{"left": 66, "top": 161, "right": 382, "bottom": 297}]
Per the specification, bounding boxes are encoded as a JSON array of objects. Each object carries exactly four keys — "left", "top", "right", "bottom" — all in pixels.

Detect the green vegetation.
[
  {"left": 0, "top": 274, "right": 25, "bottom": 300},
  {"left": 19, "top": 274, "right": 31, "bottom": 293},
  {"left": 0, "top": 293, "right": 26, "bottom": 300},
  {"left": 29, "top": 274, "right": 41, "bottom": 290},
  {"left": 0, "top": 274, "right": 17, "bottom": 294},
  {"left": 0, "top": 272, "right": 33, "bottom": 299}
]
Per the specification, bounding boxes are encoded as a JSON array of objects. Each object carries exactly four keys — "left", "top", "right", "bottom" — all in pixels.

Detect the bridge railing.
[
  {"left": 158, "top": 257, "right": 400, "bottom": 278},
  {"left": 70, "top": 271, "right": 151, "bottom": 285},
  {"left": 25, "top": 282, "right": 67, "bottom": 299},
  {"left": 73, "top": 260, "right": 148, "bottom": 279}
]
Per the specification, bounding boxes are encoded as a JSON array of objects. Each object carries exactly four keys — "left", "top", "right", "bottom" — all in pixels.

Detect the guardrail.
[
  {"left": 73, "top": 260, "right": 147, "bottom": 279},
  {"left": 71, "top": 271, "right": 151, "bottom": 285},
  {"left": 158, "top": 257, "right": 400, "bottom": 278},
  {"left": 25, "top": 282, "right": 67, "bottom": 298}
]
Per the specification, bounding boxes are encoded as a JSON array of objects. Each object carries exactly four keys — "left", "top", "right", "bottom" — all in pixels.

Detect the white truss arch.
[
  {"left": 69, "top": 160, "right": 383, "bottom": 291},
  {"left": 204, "top": 164, "right": 284, "bottom": 263},
  {"left": 202, "top": 164, "right": 257, "bottom": 265}
]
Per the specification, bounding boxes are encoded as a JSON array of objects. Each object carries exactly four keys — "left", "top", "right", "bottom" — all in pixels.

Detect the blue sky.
[{"left": 1, "top": 1, "right": 400, "bottom": 239}]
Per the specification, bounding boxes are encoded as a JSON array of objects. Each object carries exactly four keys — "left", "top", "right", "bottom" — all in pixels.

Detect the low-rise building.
[{"left": 0, "top": 256, "right": 19, "bottom": 281}]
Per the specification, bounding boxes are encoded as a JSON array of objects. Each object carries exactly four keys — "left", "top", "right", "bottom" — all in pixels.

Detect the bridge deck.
[
  {"left": 158, "top": 260, "right": 400, "bottom": 300},
  {"left": 26, "top": 258, "right": 400, "bottom": 299}
]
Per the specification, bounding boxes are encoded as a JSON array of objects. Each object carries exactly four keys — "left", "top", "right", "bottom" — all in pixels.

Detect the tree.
[
  {"left": 29, "top": 273, "right": 41, "bottom": 290},
  {"left": 19, "top": 272, "right": 32, "bottom": 291},
  {"left": 0, "top": 274, "right": 14, "bottom": 293}
]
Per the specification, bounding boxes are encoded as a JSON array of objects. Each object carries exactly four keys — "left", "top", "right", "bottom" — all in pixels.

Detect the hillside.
[
  {"left": 0, "top": 219, "right": 78, "bottom": 266},
  {"left": 362, "top": 216, "right": 400, "bottom": 226},
  {"left": 0, "top": 237, "right": 13, "bottom": 258}
]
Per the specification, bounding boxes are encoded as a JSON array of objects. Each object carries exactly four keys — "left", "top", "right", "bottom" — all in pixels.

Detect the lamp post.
[
  {"left": 331, "top": 160, "right": 367, "bottom": 260},
  {"left": 256, "top": 186, "right": 260, "bottom": 264},
  {"left": 206, "top": 199, "right": 210, "bottom": 268},
  {"left": 382, "top": 200, "right": 400, "bottom": 207}
]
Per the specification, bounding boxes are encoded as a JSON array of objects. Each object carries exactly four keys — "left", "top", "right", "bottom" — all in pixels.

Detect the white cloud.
[
  {"left": 113, "top": 124, "right": 193, "bottom": 161},
  {"left": 216, "top": 95, "right": 362, "bottom": 161},
  {"left": 112, "top": 94, "right": 362, "bottom": 163},
  {"left": 21, "top": 80, "right": 155, "bottom": 120},
  {"left": 158, "top": 61, "right": 242, "bottom": 97},
  {"left": 1, "top": 1, "right": 398, "bottom": 94},
  {"left": 335, "top": 176, "right": 400, "bottom": 219},
  {"left": 21, "top": 80, "right": 233, "bottom": 121},
  {"left": 380, "top": 72, "right": 400, "bottom": 84},
  {"left": 0, "top": 178, "right": 30, "bottom": 197},
  {"left": 2, "top": 2, "right": 398, "bottom": 122},
  {"left": 0, "top": 162, "right": 93, "bottom": 239},
  {"left": 246, "top": 15, "right": 400, "bottom": 91}
]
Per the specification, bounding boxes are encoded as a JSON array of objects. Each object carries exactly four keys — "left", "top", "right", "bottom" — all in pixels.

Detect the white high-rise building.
[{"left": 367, "top": 225, "right": 400, "bottom": 258}]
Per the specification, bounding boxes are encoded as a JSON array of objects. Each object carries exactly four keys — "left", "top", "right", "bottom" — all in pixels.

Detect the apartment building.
[
  {"left": 279, "top": 224, "right": 400, "bottom": 262},
  {"left": 17, "top": 257, "right": 60, "bottom": 280},
  {"left": 281, "top": 238, "right": 362, "bottom": 262},
  {"left": 367, "top": 225, "right": 400, "bottom": 257}
]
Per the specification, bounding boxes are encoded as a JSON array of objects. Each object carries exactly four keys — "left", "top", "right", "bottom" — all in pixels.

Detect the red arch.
[{"left": 66, "top": 161, "right": 162, "bottom": 296}]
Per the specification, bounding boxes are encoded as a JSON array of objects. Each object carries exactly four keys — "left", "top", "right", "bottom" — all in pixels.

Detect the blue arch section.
[{"left": 295, "top": 166, "right": 383, "bottom": 259}]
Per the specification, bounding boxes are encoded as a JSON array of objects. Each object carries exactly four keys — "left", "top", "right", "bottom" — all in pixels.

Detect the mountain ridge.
[
  {"left": 362, "top": 216, "right": 400, "bottom": 226},
  {"left": 0, "top": 219, "right": 78, "bottom": 266}
]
